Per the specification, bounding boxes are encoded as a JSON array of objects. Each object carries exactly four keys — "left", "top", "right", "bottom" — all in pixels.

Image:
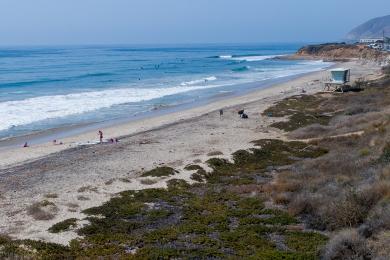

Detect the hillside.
[{"left": 346, "top": 15, "right": 390, "bottom": 41}]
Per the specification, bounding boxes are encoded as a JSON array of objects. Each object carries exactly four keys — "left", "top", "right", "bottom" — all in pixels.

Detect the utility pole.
[{"left": 382, "top": 30, "right": 385, "bottom": 51}]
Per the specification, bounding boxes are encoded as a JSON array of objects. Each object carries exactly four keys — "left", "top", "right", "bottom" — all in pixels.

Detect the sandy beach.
[{"left": 0, "top": 60, "right": 383, "bottom": 245}]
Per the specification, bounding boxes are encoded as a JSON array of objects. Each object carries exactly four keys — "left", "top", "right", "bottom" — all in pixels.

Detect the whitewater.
[{"left": 0, "top": 44, "right": 331, "bottom": 138}]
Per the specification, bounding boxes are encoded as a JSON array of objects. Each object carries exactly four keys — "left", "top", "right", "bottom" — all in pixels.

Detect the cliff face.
[
  {"left": 294, "top": 43, "right": 387, "bottom": 62},
  {"left": 346, "top": 15, "right": 390, "bottom": 41}
]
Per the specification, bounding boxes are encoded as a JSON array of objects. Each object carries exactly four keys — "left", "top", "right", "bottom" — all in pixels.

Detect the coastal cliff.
[{"left": 292, "top": 43, "right": 388, "bottom": 62}]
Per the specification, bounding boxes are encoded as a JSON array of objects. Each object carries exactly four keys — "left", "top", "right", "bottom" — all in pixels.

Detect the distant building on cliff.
[
  {"left": 359, "top": 38, "right": 384, "bottom": 44},
  {"left": 360, "top": 36, "right": 390, "bottom": 51}
]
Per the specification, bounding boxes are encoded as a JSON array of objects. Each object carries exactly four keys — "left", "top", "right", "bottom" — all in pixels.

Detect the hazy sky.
[{"left": 0, "top": 0, "right": 389, "bottom": 45}]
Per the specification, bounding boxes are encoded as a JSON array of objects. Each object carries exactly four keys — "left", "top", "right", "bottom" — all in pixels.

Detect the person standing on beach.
[
  {"left": 219, "top": 109, "right": 224, "bottom": 118},
  {"left": 98, "top": 130, "right": 103, "bottom": 143}
]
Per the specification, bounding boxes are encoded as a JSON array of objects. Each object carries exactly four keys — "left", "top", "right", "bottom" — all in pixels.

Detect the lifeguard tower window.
[{"left": 330, "top": 68, "right": 350, "bottom": 84}]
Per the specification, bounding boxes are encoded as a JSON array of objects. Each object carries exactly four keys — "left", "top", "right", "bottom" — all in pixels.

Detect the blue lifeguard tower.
[{"left": 324, "top": 68, "right": 351, "bottom": 92}]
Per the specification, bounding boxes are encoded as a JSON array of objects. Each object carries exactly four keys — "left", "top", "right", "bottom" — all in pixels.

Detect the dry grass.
[
  {"left": 324, "top": 190, "right": 374, "bottom": 230},
  {"left": 77, "top": 195, "right": 90, "bottom": 201},
  {"left": 360, "top": 199, "right": 390, "bottom": 238},
  {"left": 77, "top": 185, "right": 99, "bottom": 193},
  {"left": 44, "top": 193, "right": 58, "bottom": 199},
  {"left": 67, "top": 203, "right": 79, "bottom": 213},
  {"left": 104, "top": 179, "right": 115, "bottom": 185},
  {"left": 272, "top": 193, "right": 292, "bottom": 205},
  {"left": 119, "top": 178, "right": 132, "bottom": 183},
  {"left": 207, "top": 151, "right": 224, "bottom": 156},
  {"left": 226, "top": 184, "right": 265, "bottom": 195},
  {"left": 140, "top": 178, "right": 158, "bottom": 185},
  {"left": 368, "top": 231, "right": 390, "bottom": 258},
  {"left": 66, "top": 203, "right": 79, "bottom": 209},
  {"left": 263, "top": 79, "right": 390, "bottom": 258},
  {"left": 288, "top": 193, "right": 317, "bottom": 216},
  {"left": 322, "top": 229, "right": 372, "bottom": 260},
  {"left": 27, "top": 200, "right": 58, "bottom": 221}
]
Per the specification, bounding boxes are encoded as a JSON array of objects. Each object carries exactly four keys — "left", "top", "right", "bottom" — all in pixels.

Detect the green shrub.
[
  {"left": 49, "top": 218, "right": 78, "bottom": 233},
  {"left": 141, "top": 167, "right": 178, "bottom": 177}
]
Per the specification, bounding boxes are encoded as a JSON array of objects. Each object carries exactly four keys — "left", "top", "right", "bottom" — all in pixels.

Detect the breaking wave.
[
  {"left": 0, "top": 83, "right": 222, "bottom": 131},
  {"left": 215, "top": 54, "right": 283, "bottom": 62}
]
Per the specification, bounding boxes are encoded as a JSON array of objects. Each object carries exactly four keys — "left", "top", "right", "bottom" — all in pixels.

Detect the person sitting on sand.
[
  {"left": 53, "top": 139, "right": 64, "bottom": 145},
  {"left": 238, "top": 109, "right": 245, "bottom": 118},
  {"left": 23, "top": 142, "right": 29, "bottom": 148},
  {"left": 98, "top": 130, "right": 103, "bottom": 143}
]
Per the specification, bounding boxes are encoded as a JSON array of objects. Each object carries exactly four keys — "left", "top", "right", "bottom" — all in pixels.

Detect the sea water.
[{"left": 0, "top": 43, "right": 330, "bottom": 139}]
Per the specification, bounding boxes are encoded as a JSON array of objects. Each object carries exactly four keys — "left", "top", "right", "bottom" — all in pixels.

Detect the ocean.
[{"left": 0, "top": 43, "right": 330, "bottom": 140}]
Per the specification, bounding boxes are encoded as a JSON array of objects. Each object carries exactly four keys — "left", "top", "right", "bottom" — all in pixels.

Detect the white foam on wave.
[
  {"left": 180, "top": 76, "right": 217, "bottom": 86},
  {"left": 232, "top": 55, "right": 283, "bottom": 62},
  {"left": 0, "top": 84, "right": 222, "bottom": 131},
  {"left": 220, "top": 55, "right": 283, "bottom": 62},
  {"left": 218, "top": 55, "right": 233, "bottom": 59}
]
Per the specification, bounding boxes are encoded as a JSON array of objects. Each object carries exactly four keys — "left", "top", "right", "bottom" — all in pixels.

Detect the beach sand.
[{"left": 0, "top": 61, "right": 382, "bottom": 245}]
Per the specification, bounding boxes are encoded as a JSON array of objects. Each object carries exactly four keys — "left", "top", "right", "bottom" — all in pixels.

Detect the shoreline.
[
  {"left": 0, "top": 60, "right": 383, "bottom": 245},
  {"left": 0, "top": 66, "right": 330, "bottom": 150},
  {"left": 0, "top": 67, "right": 332, "bottom": 168}
]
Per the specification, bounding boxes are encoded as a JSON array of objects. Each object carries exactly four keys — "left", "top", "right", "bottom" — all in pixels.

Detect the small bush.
[
  {"left": 272, "top": 192, "right": 292, "bottom": 205},
  {"left": 66, "top": 203, "right": 79, "bottom": 209},
  {"left": 44, "top": 193, "right": 58, "bottom": 199},
  {"left": 185, "top": 165, "right": 207, "bottom": 182},
  {"left": 184, "top": 165, "right": 203, "bottom": 171},
  {"left": 359, "top": 148, "right": 370, "bottom": 157},
  {"left": 369, "top": 231, "right": 390, "bottom": 258},
  {"left": 77, "top": 195, "right": 90, "bottom": 201},
  {"left": 324, "top": 189, "right": 380, "bottom": 230},
  {"left": 104, "top": 179, "right": 115, "bottom": 185},
  {"left": 353, "top": 78, "right": 368, "bottom": 89},
  {"left": 322, "top": 229, "right": 372, "bottom": 260},
  {"left": 288, "top": 193, "right": 316, "bottom": 216},
  {"left": 207, "top": 151, "right": 223, "bottom": 156},
  {"left": 140, "top": 179, "right": 158, "bottom": 185},
  {"left": 77, "top": 185, "right": 98, "bottom": 193},
  {"left": 48, "top": 218, "right": 78, "bottom": 233},
  {"left": 141, "top": 167, "right": 178, "bottom": 177},
  {"left": 191, "top": 173, "right": 204, "bottom": 182},
  {"left": 166, "top": 179, "right": 190, "bottom": 190},
  {"left": 359, "top": 200, "right": 390, "bottom": 238},
  {"left": 379, "top": 143, "right": 390, "bottom": 164},
  {"left": 27, "top": 200, "right": 58, "bottom": 221}
]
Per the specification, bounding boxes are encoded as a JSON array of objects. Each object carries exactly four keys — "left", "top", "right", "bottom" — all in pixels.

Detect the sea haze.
[{"left": 0, "top": 43, "right": 330, "bottom": 139}]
